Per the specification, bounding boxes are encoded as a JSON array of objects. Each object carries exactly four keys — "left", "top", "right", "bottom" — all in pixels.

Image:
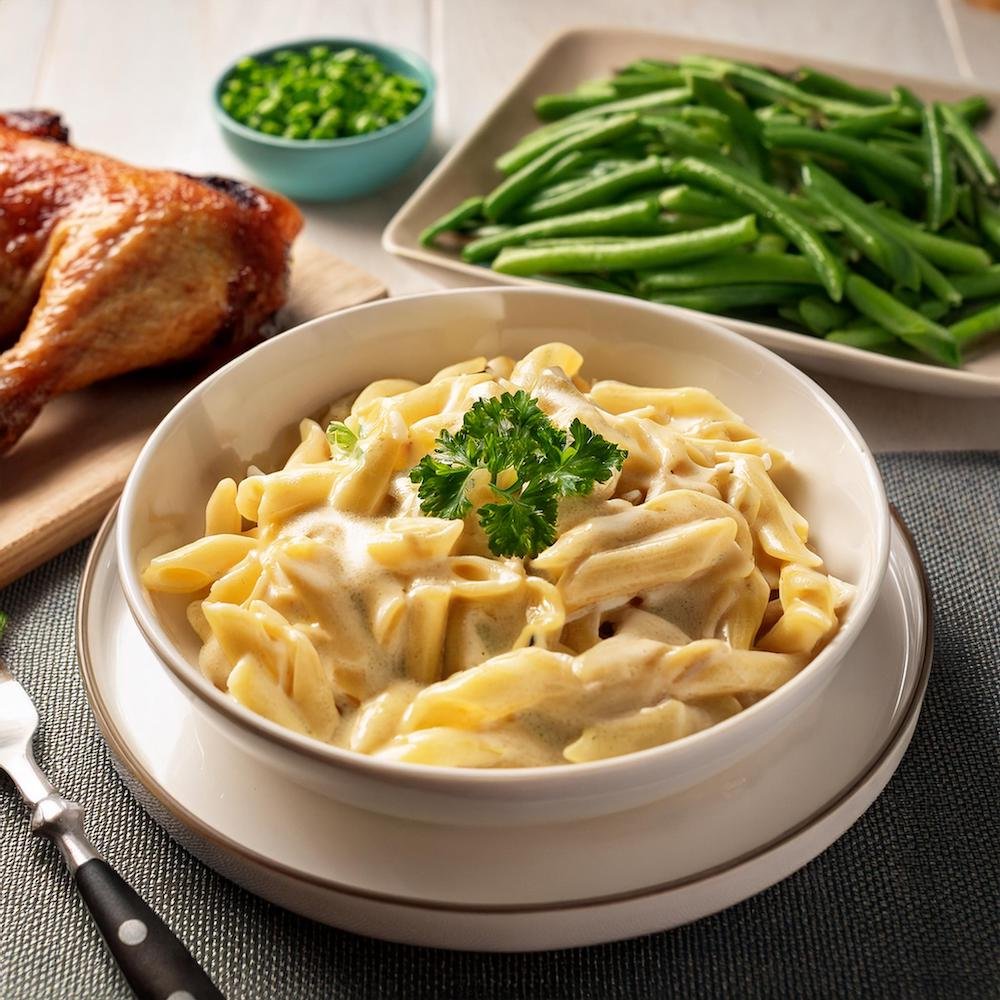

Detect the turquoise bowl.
[{"left": 212, "top": 37, "right": 435, "bottom": 201}]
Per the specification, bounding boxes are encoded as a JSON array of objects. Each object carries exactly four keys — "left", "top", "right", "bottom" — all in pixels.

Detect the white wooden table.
[{"left": 3, "top": 0, "right": 999, "bottom": 450}]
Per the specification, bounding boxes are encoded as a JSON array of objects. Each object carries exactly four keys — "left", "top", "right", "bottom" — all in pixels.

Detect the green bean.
[
  {"left": 793, "top": 67, "right": 892, "bottom": 107},
  {"left": 844, "top": 274, "right": 960, "bottom": 365},
  {"left": 756, "top": 107, "right": 804, "bottom": 126},
  {"left": 854, "top": 165, "right": 905, "bottom": 211},
  {"left": 892, "top": 85, "right": 923, "bottom": 111},
  {"left": 949, "top": 94, "right": 990, "bottom": 126},
  {"left": 639, "top": 116, "right": 723, "bottom": 157},
  {"left": 496, "top": 118, "right": 596, "bottom": 174},
  {"left": 624, "top": 59, "right": 676, "bottom": 74},
  {"left": 952, "top": 265, "right": 1000, "bottom": 300},
  {"left": 649, "top": 106, "right": 731, "bottom": 130},
  {"left": 939, "top": 104, "right": 1000, "bottom": 192},
  {"left": 918, "top": 299, "right": 950, "bottom": 320},
  {"left": 782, "top": 196, "right": 842, "bottom": 233},
  {"left": 656, "top": 214, "right": 733, "bottom": 233},
  {"left": 881, "top": 127, "right": 924, "bottom": 143},
  {"left": 420, "top": 196, "right": 485, "bottom": 247},
  {"left": 914, "top": 253, "right": 963, "bottom": 306},
  {"left": 523, "top": 236, "right": 643, "bottom": 247},
  {"left": 956, "top": 184, "right": 977, "bottom": 225},
  {"left": 778, "top": 303, "right": 806, "bottom": 327},
  {"left": 648, "top": 283, "right": 805, "bottom": 312},
  {"left": 540, "top": 274, "right": 636, "bottom": 295},
  {"left": 755, "top": 233, "right": 789, "bottom": 254},
  {"left": 534, "top": 86, "right": 618, "bottom": 121},
  {"left": 461, "top": 198, "right": 660, "bottom": 263},
  {"left": 637, "top": 253, "right": 820, "bottom": 291},
  {"left": 611, "top": 69, "right": 686, "bottom": 95},
  {"left": 484, "top": 113, "right": 640, "bottom": 221},
  {"left": 800, "top": 163, "right": 919, "bottom": 289},
  {"left": 873, "top": 208, "right": 993, "bottom": 271},
  {"left": 869, "top": 138, "right": 927, "bottom": 166},
  {"left": 923, "top": 103, "right": 956, "bottom": 231},
  {"left": 627, "top": 182, "right": 676, "bottom": 200},
  {"left": 763, "top": 124, "right": 926, "bottom": 189},
  {"left": 942, "top": 219, "right": 984, "bottom": 246},
  {"left": 977, "top": 193, "right": 1000, "bottom": 249},
  {"left": 798, "top": 295, "right": 854, "bottom": 334},
  {"left": 949, "top": 301, "right": 1000, "bottom": 347},
  {"left": 559, "top": 87, "right": 692, "bottom": 123},
  {"left": 828, "top": 105, "right": 920, "bottom": 137},
  {"left": 670, "top": 156, "right": 845, "bottom": 299},
  {"left": 681, "top": 55, "right": 875, "bottom": 118},
  {"left": 658, "top": 185, "right": 742, "bottom": 218},
  {"left": 688, "top": 73, "right": 768, "bottom": 178},
  {"left": 526, "top": 175, "right": 589, "bottom": 205},
  {"left": 518, "top": 155, "right": 667, "bottom": 220},
  {"left": 491, "top": 214, "right": 758, "bottom": 275},
  {"left": 584, "top": 156, "right": 644, "bottom": 176},
  {"left": 825, "top": 326, "right": 908, "bottom": 354},
  {"left": 536, "top": 151, "right": 593, "bottom": 188}
]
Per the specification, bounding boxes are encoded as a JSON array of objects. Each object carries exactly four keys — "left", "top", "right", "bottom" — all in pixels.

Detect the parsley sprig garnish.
[{"left": 409, "top": 391, "right": 627, "bottom": 558}]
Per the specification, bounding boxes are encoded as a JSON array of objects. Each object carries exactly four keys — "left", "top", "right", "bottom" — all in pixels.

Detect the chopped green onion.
[{"left": 221, "top": 44, "right": 424, "bottom": 140}]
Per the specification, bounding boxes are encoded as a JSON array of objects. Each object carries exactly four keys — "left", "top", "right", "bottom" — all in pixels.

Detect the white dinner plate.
[
  {"left": 383, "top": 27, "right": 1000, "bottom": 397},
  {"left": 77, "top": 507, "right": 931, "bottom": 951}
]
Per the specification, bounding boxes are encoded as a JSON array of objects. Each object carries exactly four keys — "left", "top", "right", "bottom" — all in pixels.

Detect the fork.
[{"left": 0, "top": 651, "right": 224, "bottom": 1000}]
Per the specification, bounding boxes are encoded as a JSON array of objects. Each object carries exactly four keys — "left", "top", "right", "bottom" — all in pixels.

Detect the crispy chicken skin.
[{"left": 0, "top": 111, "right": 302, "bottom": 454}]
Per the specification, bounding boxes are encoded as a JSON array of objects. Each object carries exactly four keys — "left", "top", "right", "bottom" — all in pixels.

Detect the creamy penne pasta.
[{"left": 142, "top": 344, "right": 851, "bottom": 767}]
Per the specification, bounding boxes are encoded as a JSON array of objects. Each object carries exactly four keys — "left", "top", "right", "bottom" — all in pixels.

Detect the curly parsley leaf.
[
  {"left": 409, "top": 391, "right": 627, "bottom": 558},
  {"left": 408, "top": 434, "right": 479, "bottom": 521},
  {"left": 549, "top": 418, "right": 630, "bottom": 497},
  {"left": 479, "top": 476, "right": 559, "bottom": 558}
]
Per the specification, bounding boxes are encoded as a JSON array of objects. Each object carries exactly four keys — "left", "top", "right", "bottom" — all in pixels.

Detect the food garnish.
[
  {"left": 409, "top": 390, "right": 627, "bottom": 557},
  {"left": 221, "top": 45, "right": 424, "bottom": 141}
]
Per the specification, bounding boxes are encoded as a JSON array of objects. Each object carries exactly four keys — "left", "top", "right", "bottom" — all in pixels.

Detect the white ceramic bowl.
[{"left": 117, "top": 287, "right": 890, "bottom": 826}]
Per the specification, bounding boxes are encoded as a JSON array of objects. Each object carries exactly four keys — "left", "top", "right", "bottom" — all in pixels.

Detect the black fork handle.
[{"left": 75, "top": 858, "right": 224, "bottom": 1000}]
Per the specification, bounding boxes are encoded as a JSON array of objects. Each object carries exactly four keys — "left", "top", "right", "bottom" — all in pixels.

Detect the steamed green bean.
[
  {"left": 844, "top": 274, "right": 960, "bottom": 365},
  {"left": 638, "top": 253, "right": 820, "bottom": 291},
  {"left": 520, "top": 155, "right": 667, "bottom": 219},
  {"left": 462, "top": 198, "right": 660, "bottom": 263},
  {"left": 950, "top": 301, "right": 1000, "bottom": 347},
  {"left": 649, "top": 283, "right": 804, "bottom": 313},
  {"left": 484, "top": 113, "right": 640, "bottom": 221},
  {"left": 670, "top": 156, "right": 845, "bottom": 299},
  {"left": 923, "top": 104, "right": 957, "bottom": 231},
  {"left": 492, "top": 215, "right": 758, "bottom": 275}
]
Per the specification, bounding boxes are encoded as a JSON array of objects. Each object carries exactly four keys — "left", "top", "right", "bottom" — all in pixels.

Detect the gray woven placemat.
[{"left": 1, "top": 451, "right": 998, "bottom": 1000}]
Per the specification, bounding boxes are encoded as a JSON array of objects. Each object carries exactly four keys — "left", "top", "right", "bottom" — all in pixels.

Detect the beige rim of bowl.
[{"left": 76, "top": 503, "right": 932, "bottom": 915}]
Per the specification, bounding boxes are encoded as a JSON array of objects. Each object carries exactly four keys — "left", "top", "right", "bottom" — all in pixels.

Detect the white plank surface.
[
  {"left": 0, "top": 0, "right": 55, "bottom": 106},
  {"left": 941, "top": 0, "right": 1000, "bottom": 84},
  {"left": 5, "top": 0, "right": 1000, "bottom": 450}
]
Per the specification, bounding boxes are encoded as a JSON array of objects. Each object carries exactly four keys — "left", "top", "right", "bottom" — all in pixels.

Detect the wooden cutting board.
[{"left": 0, "top": 242, "right": 385, "bottom": 588}]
